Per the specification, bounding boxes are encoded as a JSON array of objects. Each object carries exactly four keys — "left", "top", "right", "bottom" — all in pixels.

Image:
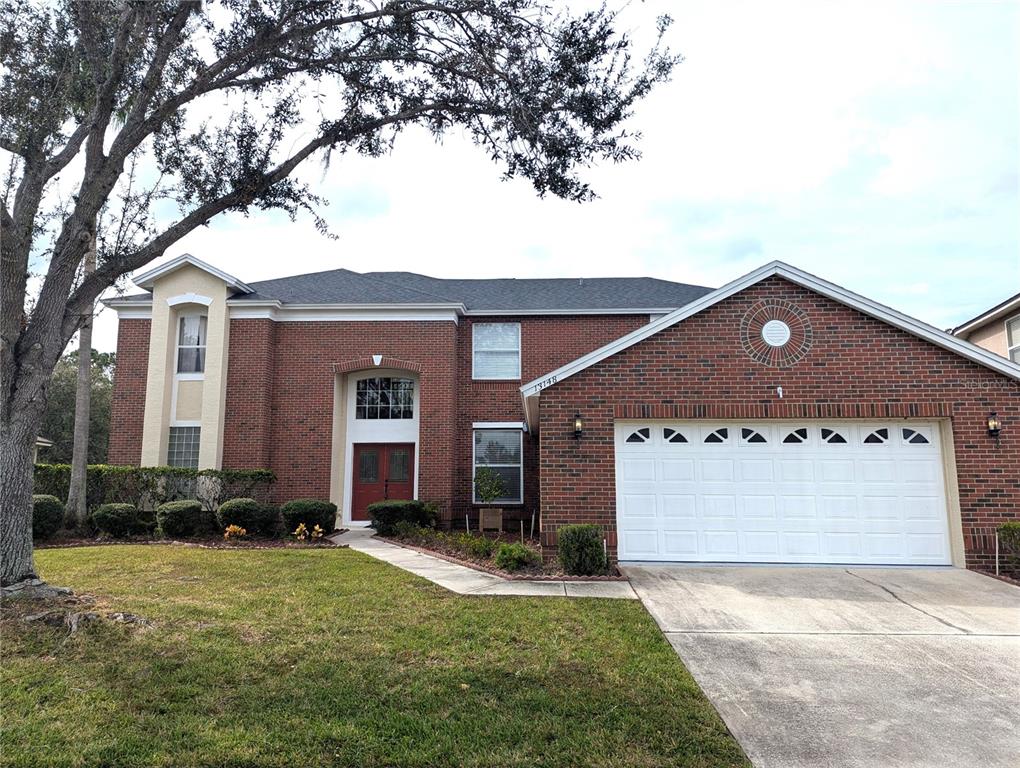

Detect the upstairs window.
[
  {"left": 1008, "top": 315, "right": 1020, "bottom": 364},
  {"left": 473, "top": 323, "right": 521, "bottom": 380},
  {"left": 176, "top": 315, "right": 207, "bottom": 374}
]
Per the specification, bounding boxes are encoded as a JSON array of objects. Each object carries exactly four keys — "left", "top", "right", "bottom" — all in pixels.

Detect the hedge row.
[{"left": 33, "top": 464, "right": 274, "bottom": 512}]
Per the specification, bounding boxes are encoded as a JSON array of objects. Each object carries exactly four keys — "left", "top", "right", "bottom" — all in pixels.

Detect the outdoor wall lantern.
[
  {"left": 573, "top": 413, "right": 584, "bottom": 440},
  {"left": 987, "top": 412, "right": 1002, "bottom": 442}
]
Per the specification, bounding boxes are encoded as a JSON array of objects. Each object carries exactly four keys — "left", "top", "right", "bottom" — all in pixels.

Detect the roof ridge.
[{"left": 353, "top": 271, "right": 463, "bottom": 304}]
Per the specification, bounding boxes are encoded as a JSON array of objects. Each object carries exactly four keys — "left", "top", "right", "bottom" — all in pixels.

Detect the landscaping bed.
[
  {"left": 379, "top": 527, "right": 625, "bottom": 580},
  {"left": 37, "top": 532, "right": 345, "bottom": 550}
]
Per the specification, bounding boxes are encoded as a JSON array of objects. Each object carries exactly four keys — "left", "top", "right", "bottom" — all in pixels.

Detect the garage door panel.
[
  {"left": 743, "top": 531, "right": 780, "bottom": 556},
  {"left": 662, "top": 495, "right": 696, "bottom": 518},
  {"left": 663, "top": 530, "right": 699, "bottom": 555},
  {"left": 661, "top": 459, "right": 695, "bottom": 481},
  {"left": 616, "top": 420, "right": 951, "bottom": 564}
]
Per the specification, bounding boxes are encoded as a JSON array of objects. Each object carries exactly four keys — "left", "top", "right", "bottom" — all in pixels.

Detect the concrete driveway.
[{"left": 622, "top": 565, "right": 1020, "bottom": 768}]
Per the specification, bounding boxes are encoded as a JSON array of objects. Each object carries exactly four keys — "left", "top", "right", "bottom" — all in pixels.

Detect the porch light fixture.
[
  {"left": 573, "top": 413, "right": 584, "bottom": 440},
  {"left": 987, "top": 412, "right": 1002, "bottom": 441}
]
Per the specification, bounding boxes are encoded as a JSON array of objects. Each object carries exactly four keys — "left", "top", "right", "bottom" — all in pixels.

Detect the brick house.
[{"left": 105, "top": 255, "right": 1020, "bottom": 570}]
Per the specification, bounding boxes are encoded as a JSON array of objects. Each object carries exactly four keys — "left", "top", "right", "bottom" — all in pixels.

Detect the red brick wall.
[
  {"left": 222, "top": 319, "right": 276, "bottom": 469},
  {"left": 452, "top": 315, "right": 648, "bottom": 524},
  {"left": 537, "top": 276, "right": 1020, "bottom": 570},
  {"left": 107, "top": 318, "right": 151, "bottom": 465}
]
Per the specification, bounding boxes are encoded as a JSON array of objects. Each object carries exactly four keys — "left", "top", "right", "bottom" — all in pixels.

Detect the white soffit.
[
  {"left": 132, "top": 253, "right": 253, "bottom": 293},
  {"left": 520, "top": 260, "right": 1020, "bottom": 403}
]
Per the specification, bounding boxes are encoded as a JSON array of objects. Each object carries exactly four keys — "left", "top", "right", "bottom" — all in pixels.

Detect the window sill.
[{"left": 175, "top": 373, "right": 205, "bottom": 381}]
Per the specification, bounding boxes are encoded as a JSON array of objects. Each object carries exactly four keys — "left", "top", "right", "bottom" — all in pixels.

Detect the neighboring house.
[
  {"left": 104, "top": 255, "right": 1020, "bottom": 571},
  {"left": 951, "top": 291, "right": 1020, "bottom": 364}
]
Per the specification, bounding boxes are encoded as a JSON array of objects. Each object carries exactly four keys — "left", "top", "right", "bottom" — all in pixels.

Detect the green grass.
[{"left": 2, "top": 546, "right": 747, "bottom": 768}]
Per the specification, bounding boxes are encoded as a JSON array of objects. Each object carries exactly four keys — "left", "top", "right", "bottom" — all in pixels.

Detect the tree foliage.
[{"left": 38, "top": 349, "right": 114, "bottom": 464}]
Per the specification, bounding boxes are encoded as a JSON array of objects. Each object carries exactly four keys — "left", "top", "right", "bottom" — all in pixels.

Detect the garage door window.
[
  {"left": 863, "top": 428, "right": 889, "bottom": 444},
  {"left": 902, "top": 428, "right": 930, "bottom": 444},
  {"left": 820, "top": 427, "right": 847, "bottom": 444},
  {"left": 663, "top": 427, "right": 688, "bottom": 443},
  {"left": 741, "top": 427, "right": 768, "bottom": 444},
  {"left": 625, "top": 427, "right": 650, "bottom": 443},
  {"left": 782, "top": 428, "right": 809, "bottom": 444},
  {"left": 703, "top": 427, "right": 729, "bottom": 444}
]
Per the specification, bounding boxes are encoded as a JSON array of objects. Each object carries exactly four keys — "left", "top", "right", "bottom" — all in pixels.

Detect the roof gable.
[
  {"left": 132, "top": 253, "right": 253, "bottom": 293},
  {"left": 520, "top": 261, "right": 1020, "bottom": 420}
]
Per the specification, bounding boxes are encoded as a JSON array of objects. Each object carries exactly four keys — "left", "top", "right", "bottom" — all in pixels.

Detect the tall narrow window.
[
  {"left": 473, "top": 429, "right": 523, "bottom": 504},
  {"left": 472, "top": 323, "right": 521, "bottom": 379},
  {"left": 1008, "top": 315, "right": 1020, "bottom": 364},
  {"left": 176, "top": 315, "right": 207, "bottom": 374},
  {"left": 167, "top": 426, "right": 200, "bottom": 468}
]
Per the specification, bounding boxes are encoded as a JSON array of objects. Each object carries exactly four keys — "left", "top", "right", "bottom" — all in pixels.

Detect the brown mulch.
[{"left": 376, "top": 535, "right": 626, "bottom": 581}]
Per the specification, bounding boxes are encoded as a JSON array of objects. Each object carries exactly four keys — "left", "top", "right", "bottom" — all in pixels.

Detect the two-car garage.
[{"left": 615, "top": 420, "right": 954, "bottom": 565}]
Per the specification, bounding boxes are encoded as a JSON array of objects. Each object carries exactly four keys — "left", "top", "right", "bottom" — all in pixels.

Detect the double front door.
[{"left": 351, "top": 443, "right": 415, "bottom": 521}]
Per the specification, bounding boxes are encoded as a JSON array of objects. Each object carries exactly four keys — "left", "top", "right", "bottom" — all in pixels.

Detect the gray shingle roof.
[
  {"left": 230, "top": 268, "right": 714, "bottom": 312},
  {"left": 117, "top": 267, "right": 714, "bottom": 312}
]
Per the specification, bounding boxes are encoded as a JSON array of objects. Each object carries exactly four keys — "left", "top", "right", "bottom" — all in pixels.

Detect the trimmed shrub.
[
  {"left": 33, "top": 463, "right": 275, "bottom": 513},
  {"left": 32, "top": 495, "right": 64, "bottom": 540},
  {"left": 494, "top": 542, "right": 540, "bottom": 572},
  {"left": 92, "top": 503, "right": 139, "bottom": 539},
  {"left": 558, "top": 524, "right": 608, "bottom": 576},
  {"left": 368, "top": 499, "right": 433, "bottom": 536},
  {"left": 156, "top": 499, "right": 203, "bottom": 538},
  {"left": 217, "top": 498, "right": 278, "bottom": 536},
  {"left": 999, "top": 521, "right": 1020, "bottom": 560},
  {"left": 281, "top": 499, "right": 337, "bottom": 535}
]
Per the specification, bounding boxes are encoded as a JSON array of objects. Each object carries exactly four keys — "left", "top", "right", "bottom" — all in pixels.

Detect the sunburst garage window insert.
[
  {"left": 473, "top": 429, "right": 523, "bottom": 504},
  {"left": 472, "top": 323, "right": 521, "bottom": 379}
]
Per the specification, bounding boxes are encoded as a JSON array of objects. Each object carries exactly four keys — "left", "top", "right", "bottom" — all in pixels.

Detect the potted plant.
[{"left": 473, "top": 467, "right": 507, "bottom": 532}]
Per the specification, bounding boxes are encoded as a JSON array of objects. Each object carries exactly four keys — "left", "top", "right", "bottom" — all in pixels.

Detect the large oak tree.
[{"left": 0, "top": 0, "right": 676, "bottom": 586}]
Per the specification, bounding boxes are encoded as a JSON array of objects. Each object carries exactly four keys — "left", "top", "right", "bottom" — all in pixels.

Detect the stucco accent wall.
[
  {"left": 963, "top": 321, "right": 1009, "bottom": 358},
  {"left": 139, "top": 264, "right": 231, "bottom": 468}
]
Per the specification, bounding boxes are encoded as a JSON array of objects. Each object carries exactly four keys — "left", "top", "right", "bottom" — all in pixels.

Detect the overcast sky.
[{"left": 93, "top": 0, "right": 1019, "bottom": 352}]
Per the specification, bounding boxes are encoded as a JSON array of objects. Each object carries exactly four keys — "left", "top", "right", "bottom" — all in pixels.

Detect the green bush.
[
  {"left": 92, "top": 503, "right": 139, "bottom": 539},
  {"left": 31, "top": 495, "right": 64, "bottom": 540},
  {"left": 999, "top": 521, "right": 1020, "bottom": 558},
  {"left": 557, "top": 524, "right": 608, "bottom": 576},
  {"left": 281, "top": 499, "right": 337, "bottom": 535},
  {"left": 368, "top": 499, "right": 434, "bottom": 536},
  {"left": 157, "top": 499, "right": 203, "bottom": 538},
  {"left": 454, "top": 532, "right": 496, "bottom": 559},
  {"left": 391, "top": 520, "right": 433, "bottom": 541},
  {"left": 494, "top": 542, "right": 540, "bottom": 572},
  {"left": 216, "top": 498, "right": 278, "bottom": 536}
]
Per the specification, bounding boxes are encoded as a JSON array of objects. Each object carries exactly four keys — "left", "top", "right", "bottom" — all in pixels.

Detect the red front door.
[{"left": 351, "top": 443, "right": 415, "bottom": 521}]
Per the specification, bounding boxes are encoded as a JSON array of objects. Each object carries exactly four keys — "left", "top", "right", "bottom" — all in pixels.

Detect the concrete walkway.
[
  {"left": 624, "top": 564, "right": 1020, "bottom": 768},
  {"left": 331, "top": 528, "right": 636, "bottom": 599}
]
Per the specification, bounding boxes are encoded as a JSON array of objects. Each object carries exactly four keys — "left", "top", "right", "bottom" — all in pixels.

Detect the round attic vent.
[{"left": 761, "top": 319, "right": 792, "bottom": 347}]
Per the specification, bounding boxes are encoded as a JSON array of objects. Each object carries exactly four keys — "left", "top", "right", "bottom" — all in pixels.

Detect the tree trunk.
[
  {"left": 66, "top": 237, "right": 96, "bottom": 528},
  {"left": 0, "top": 414, "right": 38, "bottom": 586}
]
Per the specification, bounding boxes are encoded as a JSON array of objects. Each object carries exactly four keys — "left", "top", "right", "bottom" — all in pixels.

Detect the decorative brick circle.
[{"left": 740, "top": 300, "right": 813, "bottom": 367}]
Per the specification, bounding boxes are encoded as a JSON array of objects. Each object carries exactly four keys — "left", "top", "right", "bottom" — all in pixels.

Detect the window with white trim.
[
  {"left": 1007, "top": 315, "right": 1020, "bottom": 364},
  {"left": 472, "top": 323, "right": 521, "bottom": 379},
  {"left": 472, "top": 429, "right": 523, "bottom": 504},
  {"left": 167, "top": 426, "right": 200, "bottom": 468},
  {"left": 176, "top": 315, "right": 207, "bottom": 374}
]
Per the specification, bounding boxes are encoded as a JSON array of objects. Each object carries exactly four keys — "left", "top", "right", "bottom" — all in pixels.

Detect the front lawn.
[{"left": 2, "top": 546, "right": 747, "bottom": 768}]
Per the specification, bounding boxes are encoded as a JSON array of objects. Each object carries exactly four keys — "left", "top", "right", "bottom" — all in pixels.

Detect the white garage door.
[{"left": 615, "top": 421, "right": 952, "bottom": 565}]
